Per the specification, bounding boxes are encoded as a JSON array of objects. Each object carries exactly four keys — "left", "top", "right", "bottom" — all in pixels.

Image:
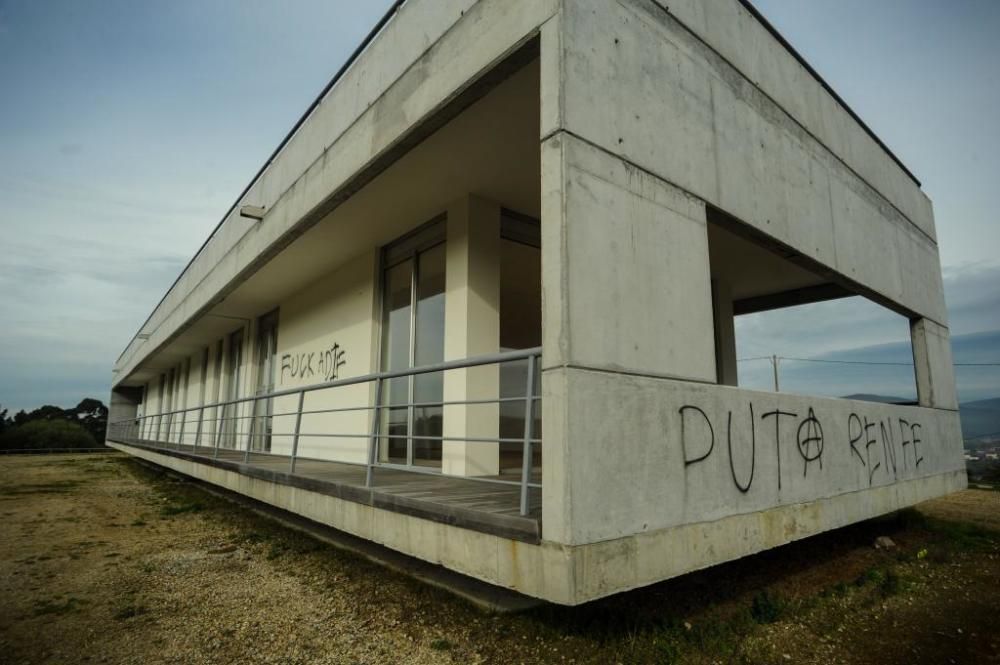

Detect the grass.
[
  {"left": 159, "top": 501, "right": 204, "bottom": 517},
  {"left": 750, "top": 589, "right": 786, "bottom": 624},
  {"left": 7, "top": 454, "right": 1000, "bottom": 665},
  {"left": 113, "top": 604, "right": 147, "bottom": 620},
  {"left": 33, "top": 597, "right": 86, "bottom": 617},
  {"left": 429, "top": 638, "right": 454, "bottom": 651},
  {"left": 0, "top": 481, "right": 82, "bottom": 496}
]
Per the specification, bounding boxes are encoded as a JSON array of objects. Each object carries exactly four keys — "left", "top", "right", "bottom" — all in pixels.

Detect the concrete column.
[
  {"left": 107, "top": 387, "right": 142, "bottom": 441},
  {"left": 540, "top": 132, "right": 718, "bottom": 543},
  {"left": 712, "top": 279, "right": 739, "bottom": 386},
  {"left": 911, "top": 318, "right": 958, "bottom": 410},
  {"left": 442, "top": 195, "right": 501, "bottom": 476}
]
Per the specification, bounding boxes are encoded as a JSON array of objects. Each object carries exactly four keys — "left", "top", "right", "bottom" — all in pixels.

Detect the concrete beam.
[
  {"left": 712, "top": 279, "right": 738, "bottom": 386},
  {"left": 557, "top": 0, "right": 947, "bottom": 325},
  {"left": 911, "top": 318, "right": 959, "bottom": 411}
]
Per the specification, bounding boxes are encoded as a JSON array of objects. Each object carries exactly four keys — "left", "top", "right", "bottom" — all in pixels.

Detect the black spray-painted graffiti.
[
  {"left": 679, "top": 403, "right": 924, "bottom": 493},
  {"left": 280, "top": 343, "right": 346, "bottom": 383},
  {"left": 848, "top": 413, "right": 923, "bottom": 485}
]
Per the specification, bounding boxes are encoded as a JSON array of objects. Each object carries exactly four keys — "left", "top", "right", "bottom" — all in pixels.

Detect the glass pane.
[
  {"left": 413, "top": 244, "right": 445, "bottom": 466},
  {"left": 499, "top": 238, "right": 541, "bottom": 351},
  {"left": 499, "top": 238, "right": 542, "bottom": 473},
  {"left": 381, "top": 260, "right": 412, "bottom": 464},
  {"left": 253, "top": 314, "right": 278, "bottom": 453},
  {"left": 226, "top": 332, "right": 243, "bottom": 449}
]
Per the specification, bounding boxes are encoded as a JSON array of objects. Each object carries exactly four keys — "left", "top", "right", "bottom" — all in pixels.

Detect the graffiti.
[
  {"left": 679, "top": 402, "right": 924, "bottom": 493},
  {"left": 760, "top": 409, "right": 796, "bottom": 490},
  {"left": 680, "top": 405, "right": 714, "bottom": 466},
  {"left": 727, "top": 405, "right": 755, "bottom": 493},
  {"left": 796, "top": 408, "right": 824, "bottom": 477},
  {"left": 848, "top": 413, "right": 923, "bottom": 485},
  {"left": 280, "top": 343, "right": 346, "bottom": 383}
]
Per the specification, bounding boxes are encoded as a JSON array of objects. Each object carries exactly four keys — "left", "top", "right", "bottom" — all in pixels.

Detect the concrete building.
[{"left": 107, "top": 0, "right": 965, "bottom": 605}]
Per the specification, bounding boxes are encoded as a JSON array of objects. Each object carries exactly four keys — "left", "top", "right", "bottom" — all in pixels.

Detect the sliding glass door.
[
  {"left": 222, "top": 329, "right": 243, "bottom": 449},
  {"left": 251, "top": 310, "right": 279, "bottom": 453},
  {"left": 380, "top": 221, "right": 446, "bottom": 468}
]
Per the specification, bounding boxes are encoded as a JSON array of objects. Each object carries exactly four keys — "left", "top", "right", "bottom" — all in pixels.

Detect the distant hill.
[
  {"left": 842, "top": 394, "right": 913, "bottom": 404},
  {"left": 840, "top": 394, "right": 1000, "bottom": 445}
]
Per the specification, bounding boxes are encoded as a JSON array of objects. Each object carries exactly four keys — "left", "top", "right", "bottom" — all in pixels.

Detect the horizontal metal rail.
[{"left": 108, "top": 348, "right": 542, "bottom": 516}]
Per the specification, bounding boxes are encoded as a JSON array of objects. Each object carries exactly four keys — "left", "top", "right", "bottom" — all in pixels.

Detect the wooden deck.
[{"left": 111, "top": 439, "right": 542, "bottom": 542}]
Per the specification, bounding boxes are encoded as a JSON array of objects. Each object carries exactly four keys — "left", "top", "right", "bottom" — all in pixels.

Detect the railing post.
[
  {"left": 519, "top": 354, "right": 537, "bottom": 517},
  {"left": 194, "top": 406, "right": 205, "bottom": 452},
  {"left": 177, "top": 410, "right": 186, "bottom": 451},
  {"left": 213, "top": 404, "right": 224, "bottom": 459},
  {"left": 365, "top": 377, "right": 383, "bottom": 488},
  {"left": 288, "top": 390, "right": 305, "bottom": 474},
  {"left": 244, "top": 398, "right": 257, "bottom": 463}
]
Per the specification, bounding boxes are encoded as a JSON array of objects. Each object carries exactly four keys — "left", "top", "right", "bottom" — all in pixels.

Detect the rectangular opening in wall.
[
  {"left": 707, "top": 207, "right": 919, "bottom": 404},
  {"left": 499, "top": 209, "right": 542, "bottom": 475}
]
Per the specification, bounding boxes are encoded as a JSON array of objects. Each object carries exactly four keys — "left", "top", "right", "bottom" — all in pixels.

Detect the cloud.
[
  {"left": 941, "top": 260, "right": 1000, "bottom": 334},
  {"left": 0, "top": 233, "right": 187, "bottom": 413}
]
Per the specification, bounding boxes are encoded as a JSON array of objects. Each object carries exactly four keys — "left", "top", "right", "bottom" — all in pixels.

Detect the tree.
[
  {"left": 0, "top": 419, "right": 97, "bottom": 451},
  {"left": 27, "top": 405, "right": 73, "bottom": 421},
  {"left": 0, "top": 398, "right": 109, "bottom": 451},
  {"left": 72, "top": 398, "right": 109, "bottom": 443}
]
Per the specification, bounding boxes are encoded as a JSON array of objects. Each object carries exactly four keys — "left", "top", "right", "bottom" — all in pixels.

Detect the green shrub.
[{"left": 0, "top": 419, "right": 98, "bottom": 451}]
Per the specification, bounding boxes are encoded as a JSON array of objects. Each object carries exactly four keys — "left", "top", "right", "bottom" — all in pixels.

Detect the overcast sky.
[{"left": 0, "top": 0, "right": 997, "bottom": 414}]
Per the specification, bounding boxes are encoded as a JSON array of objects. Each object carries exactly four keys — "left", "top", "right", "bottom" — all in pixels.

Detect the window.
[
  {"left": 380, "top": 219, "right": 446, "bottom": 468},
  {"left": 707, "top": 207, "right": 918, "bottom": 403}
]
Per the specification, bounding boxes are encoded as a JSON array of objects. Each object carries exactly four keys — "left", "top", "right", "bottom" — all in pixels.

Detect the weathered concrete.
[
  {"left": 554, "top": 0, "right": 947, "bottom": 325},
  {"left": 109, "top": 437, "right": 963, "bottom": 605},
  {"left": 912, "top": 318, "right": 960, "bottom": 411},
  {"left": 662, "top": 0, "right": 935, "bottom": 241},
  {"left": 109, "top": 0, "right": 964, "bottom": 606},
  {"left": 540, "top": 132, "right": 715, "bottom": 381},
  {"left": 443, "top": 195, "right": 502, "bottom": 476},
  {"left": 546, "top": 366, "right": 964, "bottom": 546}
]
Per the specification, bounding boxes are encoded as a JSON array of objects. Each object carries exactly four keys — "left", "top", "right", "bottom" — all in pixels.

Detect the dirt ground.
[{"left": 0, "top": 453, "right": 998, "bottom": 665}]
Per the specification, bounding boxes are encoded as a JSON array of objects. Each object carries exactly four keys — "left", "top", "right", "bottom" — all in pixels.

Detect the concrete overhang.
[
  {"left": 112, "top": 0, "right": 559, "bottom": 388},
  {"left": 118, "top": 54, "right": 541, "bottom": 387}
]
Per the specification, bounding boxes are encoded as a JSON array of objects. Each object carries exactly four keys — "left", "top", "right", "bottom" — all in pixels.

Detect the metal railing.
[{"left": 107, "top": 348, "right": 542, "bottom": 515}]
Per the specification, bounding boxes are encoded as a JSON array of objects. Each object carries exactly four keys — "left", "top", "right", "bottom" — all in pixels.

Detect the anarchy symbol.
[{"left": 796, "top": 407, "right": 824, "bottom": 476}]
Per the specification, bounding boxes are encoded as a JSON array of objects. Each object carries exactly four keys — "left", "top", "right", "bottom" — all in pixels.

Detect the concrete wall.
[
  {"left": 270, "top": 252, "right": 378, "bottom": 463},
  {"left": 108, "top": 432, "right": 963, "bottom": 605},
  {"left": 138, "top": 325, "right": 251, "bottom": 446},
  {"left": 547, "top": 367, "right": 964, "bottom": 546},
  {"left": 555, "top": 0, "right": 946, "bottom": 325},
  {"left": 539, "top": 0, "right": 964, "bottom": 559}
]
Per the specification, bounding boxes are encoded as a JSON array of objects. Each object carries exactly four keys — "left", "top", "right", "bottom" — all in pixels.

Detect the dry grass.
[{"left": 1, "top": 453, "right": 997, "bottom": 664}]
